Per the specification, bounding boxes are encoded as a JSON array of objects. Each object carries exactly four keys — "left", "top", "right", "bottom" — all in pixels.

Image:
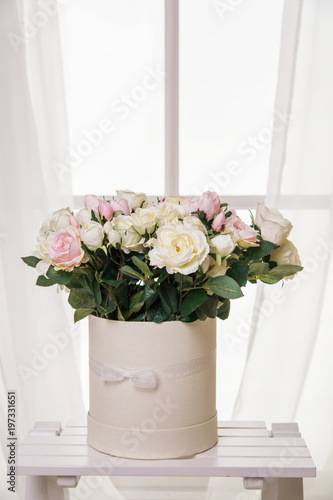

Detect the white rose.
[
  {"left": 36, "top": 260, "right": 50, "bottom": 276},
  {"left": 111, "top": 215, "right": 133, "bottom": 232},
  {"left": 255, "top": 202, "right": 292, "bottom": 246},
  {"left": 183, "top": 216, "right": 207, "bottom": 234},
  {"left": 166, "top": 196, "right": 185, "bottom": 204},
  {"left": 116, "top": 189, "right": 148, "bottom": 209},
  {"left": 121, "top": 229, "right": 145, "bottom": 254},
  {"left": 39, "top": 207, "right": 72, "bottom": 235},
  {"left": 201, "top": 256, "right": 227, "bottom": 277},
  {"left": 80, "top": 222, "right": 104, "bottom": 251},
  {"left": 155, "top": 202, "right": 190, "bottom": 226},
  {"left": 110, "top": 215, "right": 144, "bottom": 253},
  {"left": 148, "top": 223, "right": 209, "bottom": 275},
  {"left": 36, "top": 232, "right": 54, "bottom": 262},
  {"left": 106, "top": 229, "right": 121, "bottom": 247},
  {"left": 76, "top": 208, "right": 93, "bottom": 227},
  {"left": 270, "top": 239, "right": 301, "bottom": 280},
  {"left": 210, "top": 233, "right": 236, "bottom": 257},
  {"left": 131, "top": 208, "right": 157, "bottom": 235}
]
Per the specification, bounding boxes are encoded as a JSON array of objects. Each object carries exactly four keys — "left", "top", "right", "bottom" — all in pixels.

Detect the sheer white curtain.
[
  {"left": 0, "top": 1, "right": 86, "bottom": 498},
  {"left": 207, "top": 0, "right": 333, "bottom": 498}
]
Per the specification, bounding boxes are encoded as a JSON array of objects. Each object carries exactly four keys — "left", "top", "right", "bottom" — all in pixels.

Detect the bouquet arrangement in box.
[{"left": 22, "top": 190, "right": 302, "bottom": 323}]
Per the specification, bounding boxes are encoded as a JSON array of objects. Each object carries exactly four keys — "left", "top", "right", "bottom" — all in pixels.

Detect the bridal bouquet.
[{"left": 22, "top": 190, "right": 302, "bottom": 323}]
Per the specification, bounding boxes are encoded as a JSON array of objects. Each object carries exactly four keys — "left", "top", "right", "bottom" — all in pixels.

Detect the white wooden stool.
[{"left": 15, "top": 420, "right": 316, "bottom": 500}]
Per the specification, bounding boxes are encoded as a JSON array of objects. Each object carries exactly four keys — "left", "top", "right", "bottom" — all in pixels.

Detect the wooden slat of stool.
[{"left": 17, "top": 421, "right": 316, "bottom": 500}]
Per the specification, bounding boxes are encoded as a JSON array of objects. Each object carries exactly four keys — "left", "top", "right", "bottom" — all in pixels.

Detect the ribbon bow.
[{"left": 101, "top": 365, "right": 158, "bottom": 390}]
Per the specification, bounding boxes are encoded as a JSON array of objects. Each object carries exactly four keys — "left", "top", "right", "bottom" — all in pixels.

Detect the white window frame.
[{"left": 74, "top": 0, "right": 330, "bottom": 211}]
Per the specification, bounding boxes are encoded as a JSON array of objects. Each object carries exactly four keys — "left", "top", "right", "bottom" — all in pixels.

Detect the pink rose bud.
[
  {"left": 99, "top": 201, "right": 113, "bottom": 220},
  {"left": 197, "top": 191, "right": 221, "bottom": 221},
  {"left": 69, "top": 215, "right": 79, "bottom": 229},
  {"left": 84, "top": 195, "right": 101, "bottom": 209},
  {"left": 110, "top": 198, "right": 131, "bottom": 216},
  {"left": 212, "top": 211, "right": 226, "bottom": 231}
]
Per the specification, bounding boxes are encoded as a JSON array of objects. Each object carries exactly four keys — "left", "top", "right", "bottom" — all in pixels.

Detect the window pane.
[
  {"left": 59, "top": 0, "right": 164, "bottom": 196},
  {"left": 179, "top": 0, "right": 284, "bottom": 196}
]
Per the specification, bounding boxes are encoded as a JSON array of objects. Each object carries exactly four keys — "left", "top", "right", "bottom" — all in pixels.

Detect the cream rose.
[
  {"left": 270, "top": 239, "right": 301, "bottom": 280},
  {"left": 201, "top": 255, "right": 227, "bottom": 277},
  {"left": 116, "top": 189, "right": 148, "bottom": 209},
  {"left": 36, "top": 232, "right": 54, "bottom": 262},
  {"left": 255, "top": 203, "right": 292, "bottom": 246},
  {"left": 80, "top": 222, "right": 104, "bottom": 251},
  {"left": 210, "top": 233, "right": 236, "bottom": 257},
  {"left": 131, "top": 208, "right": 157, "bottom": 235},
  {"left": 103, "top": 222, "right": 121, "bottom": 247},
  {"left": 76, "top": 208, "right": 93, "bottom": 227},
  {"left": 148, "top": 223, "right": 209, "bottom": 275},
  {"left": 111, "top": 215, "right": 145, "bottom": 253},
  {"left": 155, "top": 202, "right": 190, "bottom": 226},
  {"left": 39, "top": 207, "right": 72, "bottom": 236},
  {"left": 183, "top": 216, "right": 207, "bottom": 234}
]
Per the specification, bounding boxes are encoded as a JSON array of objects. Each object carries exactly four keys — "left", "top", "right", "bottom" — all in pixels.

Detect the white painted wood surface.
[{"left": 16, "top": 421, "right": 316, "bottom": 500}]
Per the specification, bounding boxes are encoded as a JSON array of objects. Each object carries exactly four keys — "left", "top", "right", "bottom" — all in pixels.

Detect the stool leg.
[
  {"left": 25, "top": 476, "right": 48, "bottom": 500},
  {"left": 25, "top": 476, "right": 69, "bottom": 500},
  {"left": 262, "top": 478, "right": 303, "bottom": 500}
]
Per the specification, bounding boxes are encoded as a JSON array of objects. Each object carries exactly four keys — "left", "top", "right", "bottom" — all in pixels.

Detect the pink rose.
[
  {"left": 99, "top": 201, "right": 113, "bottom": 220},
  {"left": 48, "top": 228, "right": 85, "bottom": 271},
  {"left": 225, "top": 210, "right": 259, "bottom": 248},
  {"left": 212, "top": 211, "right": 226, "bottom": 231},
  {"left": 198, "top": 191, "right": 221, "bottom": 221},
  {"left": 182, "top": 197, "right": 200, "bottom": 214},
  {"left": 84, "top": 195, "right": 101, "bottom": 209},
  {"left": 110, "top": 198, "right": 131, "bottom": 216},
  {"left": 69, "top": 215, "right": 79, "bottom": 229}
]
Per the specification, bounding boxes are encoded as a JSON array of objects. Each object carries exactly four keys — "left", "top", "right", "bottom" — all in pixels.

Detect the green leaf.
[
  {"left": 120, "top": 265, "right": 144, "bottom": 281},
  {"left": 158, "top": 282, "right": 179, "bottom": 314},
  {"left": 269, "top": 264, "right": 303, "bottom": 277},
  {"left": 198, "top": 294, "right": 219, "bottom": 318},
  {"left": 157, "top": 267, "right": 168, "bottom": 284},
  {"left": 244, "top": 240, "right": 277, "bottom": 260},
  {"left": 132, "top": 256, "right": 153, "bottom": 277},
  {"left": 117, "top": 307, "right": 125, "bottom": 321},
  {"left": 146, "top": 302, "right": 171, "bottom": 323},
  {"left": 74, "top": 308, "right": 94, "bottom": 323},
  {"left": 179, "top": 311, "right": 198, "bottom": 323},
  {"left": 92, "top": 280, "right": 102, "bottom": 306},
  {"left": 196, "top": 308, "right": 207, "bottom": 321},
  {"left": 217, "top": 299, "right": 230, "bottom": 320},
  {"left": 36, "top": 275, "right": 55, "bottom": 287},
  {"left": 124, "top": 292, "right": 144, "bottom": 319},
  {"left": 226, "top": 262, "right": 248, "bottom": 287},
  {"left": 47, "top": 266, "right": 72, "bottom": 285},
  {"left": 115, "top": 281, "right": 129, "bottom": 309},
  {"left": 203, "top": 276, "right": 243, "bottom": 299},
  {"left": 140, "top": 285, "right": 157, "bottom": 309},
  {"left": 105, "top": 297, "right": 117, "bottom": 314},
  {"left": 249, "top": 262, "right": 270, "bottom": 276},
  {"left": 99, "top": 261, "right": 117, "bottom": 285},
  {"left": 179, "top": 288, "right": 208, "bottom": 316},
  {"left": 22, "top": 256, "right": 42, "bottom": 268},
  {"left": 68, "top": 288, "right": 96, "bottom": 310}
]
